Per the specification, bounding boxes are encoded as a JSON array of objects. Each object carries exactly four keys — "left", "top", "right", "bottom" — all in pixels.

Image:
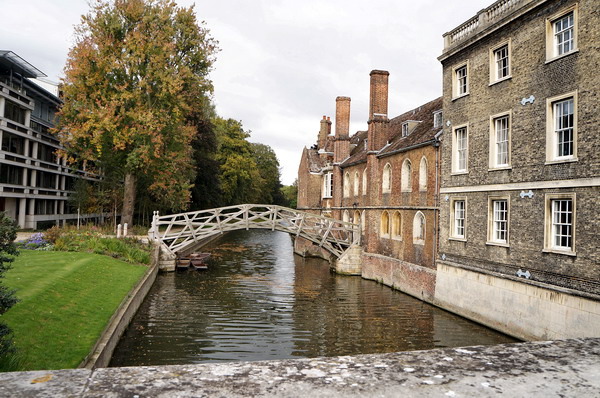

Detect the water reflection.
[{"left": 110, "top": 230, "right": 516, "bottom": 367}]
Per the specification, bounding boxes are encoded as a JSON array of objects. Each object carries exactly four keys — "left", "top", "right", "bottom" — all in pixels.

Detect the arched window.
[
  {"left": 382, "top": 163, "right": 392, "bottom": 193},
  {"left": 401, "top": 159, "right": 412, "bottom": 192},
  {"left": 392, "top": 211, "right": 402, "bottom": 240},
  {"left": 380, "top": 211, "right": 390, "bottom": 237},
  {"left": 361, "top": 210, "right": 366, "bottom": 232},
  {"left": 362, "top": 169, "right": 367, "bottom": 196},
  {"left": 413, "top": 211, "right": 426, "bottom": 244},
  {"left": 343, "top": 210, "right": 350, "bottom": 223},
  {"left": 353, "top": 171, "right": 359, "bottom": 196},
  {"left": 419, "top": 157, "right": 428, "bottom": 191},
  {"left": 343, "top": 172, "right": 350, "bottom": 197}
]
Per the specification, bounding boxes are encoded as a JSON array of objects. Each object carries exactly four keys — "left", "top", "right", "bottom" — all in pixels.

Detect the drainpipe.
[{"left": 433, "top": 134, "right": 441, "bottom": 268}]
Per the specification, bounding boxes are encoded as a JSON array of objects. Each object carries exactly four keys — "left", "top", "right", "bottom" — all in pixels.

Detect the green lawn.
[{"left": 0, "top": 250, "right": 147, "bottom": 371}]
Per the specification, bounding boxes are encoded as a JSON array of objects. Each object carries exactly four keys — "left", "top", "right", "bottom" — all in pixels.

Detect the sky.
[{"left": 0, "top": 0, "right": 494, "bottom": 185}]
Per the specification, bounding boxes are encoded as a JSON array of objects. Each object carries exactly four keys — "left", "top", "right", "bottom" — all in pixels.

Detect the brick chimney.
[
  {"left": 334, "top": 96, "right": 351, "bottom": 163},
  {"left": 367, "top": 70, "right": 390, "bottom": 151},
  {"left": 318, "top": 115, "right": 330, "bottom": 149}
]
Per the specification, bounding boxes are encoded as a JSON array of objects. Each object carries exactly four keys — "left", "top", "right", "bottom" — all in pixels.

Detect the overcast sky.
[{"left": 0, "top": 0, "right": 493, "bottom": 185}]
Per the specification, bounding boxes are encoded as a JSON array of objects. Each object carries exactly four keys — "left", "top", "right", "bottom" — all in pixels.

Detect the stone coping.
[{"left": 1, "top": 338, "right": 598, "bottom": 397}]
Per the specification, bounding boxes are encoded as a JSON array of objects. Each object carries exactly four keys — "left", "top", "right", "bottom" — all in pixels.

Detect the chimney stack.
[
  {"left": 334, "top": 96, "right": 351, "bottom": 163},
  {"left": 368, "top": 70, "right": 389, "bottom": 121},
  {"left": 318, "top": 115, "right": 329, "bottom": 149}
]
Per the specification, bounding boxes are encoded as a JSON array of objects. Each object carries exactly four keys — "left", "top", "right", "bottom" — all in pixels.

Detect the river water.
[{"left": 110, "top": 230, "right": 516, "bottom": 367}]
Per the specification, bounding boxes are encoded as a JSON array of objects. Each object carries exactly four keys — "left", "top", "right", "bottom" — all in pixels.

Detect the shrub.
[
  {"left": 16, "top": 233, "right": 52, "bottom": 251},
  {"left": 0, "top": 211, "right": 18, "bottom": 357}
]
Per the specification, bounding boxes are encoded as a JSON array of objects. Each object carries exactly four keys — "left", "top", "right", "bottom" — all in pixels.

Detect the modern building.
[
  {"left": 0, "top": 51, "right": 101, "bottom": 229},
  {"left": 436, "top": 0, "right": 599, "bottom": 339},
  {"left": 297, "top": 70, "right": 443, "bottom": 301}
]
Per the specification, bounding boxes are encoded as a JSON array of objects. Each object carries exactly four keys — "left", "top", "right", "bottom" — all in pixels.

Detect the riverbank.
[
  {"left": 1, "top": 337, "right": 598, "bottom": 397},
  {"left": 0, "top": 251, "right": 147, "bottom": 371}
]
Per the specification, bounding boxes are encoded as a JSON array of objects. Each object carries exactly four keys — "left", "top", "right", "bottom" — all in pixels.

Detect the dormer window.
[
  {"left": 433, "top": 110, "right": 443, "bottom": 128},
  {"left": 402, "top": 123, "right": 409, "bottom": 137}
]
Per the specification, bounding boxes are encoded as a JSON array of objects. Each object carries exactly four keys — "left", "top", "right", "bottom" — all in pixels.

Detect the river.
[{"left": 110, "top": 230, "right": 516, "bottom": 367}]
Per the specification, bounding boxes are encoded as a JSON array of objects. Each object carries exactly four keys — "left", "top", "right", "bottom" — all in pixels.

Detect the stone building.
[
  {"left": 436, "top": 0, "right": 600, "bottom": 339},
  {"left": 297, "top": 70, "right": 443, "bottom": 301},
  {"left": 0, "top": 51, "right": 101, "bottom": 229}
]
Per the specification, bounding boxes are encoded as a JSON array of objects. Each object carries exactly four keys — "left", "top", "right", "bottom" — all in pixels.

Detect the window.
[
  {"left": 401, "top": 159, "right": 412, "bottom": 192},
  {"left": 488, "top": 198, "right": 509, "bottom": 245},
  {"left": 353, "top": 171, "right": 359, "bottom": 196},
  {"left": 452, "top": 125, "right": 468, "bottom": 173},
  {"left": 362, "top": 169, "right": 367, "bottom": 196},
  {"left": 544, "top": 194, "right": 575, "bottom": 255},
  {"left": 490, "top": 42, "right": 511, "bottom": 83},
  {"left": 546, "top": 92, "right": 577, "bottom": 163},
  {"left": 353, "top": 210, "right": 361, "bottom": 225},
  {"left": 361, "top": 210, "right": 366, "bottom": 232},
  {"left": 419, "top": 157, "right": 428, "bottom": 191},
  {"left": 380, "top": 211, "right": 390, "bottom": 238},
  {"left": 413, "top": 212, "right": 425, "bottom": 244},
  {"left": 322, "top": 172, "right": 333, "bottom": 198},
  {"left": 546, "top": 6, "right": 578, "bottom": 61},
  {"left": 450, "top": 199, "right": 466, "bottom": 240},
  {"left": 489, "top": 113, "right": 511, "bottom": 169},
  {"left": 433, "top": 110, "right": 443, "bottom": 129},
  {"left": 1, "top": 132, "right": 25, "bottom": 155},
  {"left": 342, "top": 210, "right": 350, "bottom": 223},
  {"left": 391, "top": 211, "right": 402, "bottom": 240},
  {"left": 382, "top": 163, "right": 392, "bottom": 193},
  {"left": 4, "top": 101, "right": 26, "bottom": 125},
  {"left": 343, "top": 172, "right": 350, "bottom": 198},
  {"left": 402, "top": 122, "right": 409, "bottom": 137},
  {"left": 0, "top": 164, "right": 22, "bottom": 185},
  {"left": 453, "top": 62, "right": 469, "bottom": 98}
]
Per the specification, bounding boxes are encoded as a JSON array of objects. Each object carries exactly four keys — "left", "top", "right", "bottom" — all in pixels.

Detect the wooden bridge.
[{"left": 149, "top": 204, "right": 361, "bottom": 271}]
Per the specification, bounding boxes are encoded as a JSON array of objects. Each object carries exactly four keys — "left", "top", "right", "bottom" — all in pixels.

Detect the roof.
[{"left": 0, "top": 51, "right": 46, "bottom": 78}]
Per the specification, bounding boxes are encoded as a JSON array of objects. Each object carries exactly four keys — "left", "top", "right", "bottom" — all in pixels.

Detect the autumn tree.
[{"left": 56, "top": 0, "right": 218, "bottom": 224}]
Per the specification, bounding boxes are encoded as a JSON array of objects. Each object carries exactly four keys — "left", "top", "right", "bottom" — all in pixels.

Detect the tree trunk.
[{"left": 121, "top": 173, "right": 136, "bottom": 226}]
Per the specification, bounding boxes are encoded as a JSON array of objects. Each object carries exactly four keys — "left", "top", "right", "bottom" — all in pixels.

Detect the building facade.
[
  {"left": 436, "top": 0, "right": 599, "bottom": 339},
  {"left": 0, "top": 51, "right": 101, "bottom": 229},
  {"left": 298, "top": 70, "right": 443, "bottom": 301}
]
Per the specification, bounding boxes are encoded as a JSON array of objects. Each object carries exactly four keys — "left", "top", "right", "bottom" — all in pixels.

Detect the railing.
[{"left": 150, "top": 204, "right": 361, "bottom": 258}]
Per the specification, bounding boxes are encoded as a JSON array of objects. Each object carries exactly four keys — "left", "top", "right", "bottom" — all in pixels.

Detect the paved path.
[{"left": 1, "top": 338, "right": 599, "bottom": 397}]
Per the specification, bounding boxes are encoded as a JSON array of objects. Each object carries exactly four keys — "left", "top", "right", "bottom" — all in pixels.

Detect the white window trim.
[
  {"left": 382, "top": 163, "right": 392, "bottom": 194},
  {"left": 489, "top": 111, "right": 512, "bottom": 170},
  {"left": 545, "top": 91, "right": 578, "bottom": 164},
  {"left": 401, "top": 159, "right": 412, "bottom": 192},
  {"left": 433, "top": 110, "right": 443, "bottom": 129},
  {"left": 489, "top": 40, "right": 512, "bottom": 85},
  {"left": 543, "top": 193, "right": 576, "bottom": 256},
  {"left": 451, "top": 124, "right": 469, "bottom": 175},
  {"left": 322, "top": 172, "right": 333, "bottom": 198},
  {"left": 487, "top": 196, "right": 510, "bottom": 247},
  {"left": 545, "top": 4, "right": 579, "bottom": 64},
  {"left": 452, "top": 61, "right": 469, "bottom": 100},
  {"left": 449, "top": 197, "right": 467, "bottom": 241}
]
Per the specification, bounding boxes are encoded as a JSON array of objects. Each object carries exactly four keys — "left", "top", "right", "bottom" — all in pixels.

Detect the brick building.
[
  {"left": 0, "top": 51, "right": 102, "bottom": 229},
  {"left": 436, "top": 0, "right": 600, "bottom": 339},
  {"left": 298, "top": 70, "right": 443, "bottom": 301}
]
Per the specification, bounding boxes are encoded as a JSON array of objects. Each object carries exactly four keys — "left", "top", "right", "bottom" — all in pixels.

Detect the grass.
[{"left": 0, "top": 250, "right": 147, "bottom": 371}]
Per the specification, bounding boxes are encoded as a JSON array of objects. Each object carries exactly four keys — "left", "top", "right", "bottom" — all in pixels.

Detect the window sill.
[
  {"left": 392, "top": 236, "right": 403, "bottom": 242},
  {"left": 488, "top": 165, "right": 512, "bottom": 171},
  {"left": 545, "top": 157, "right": 578, "bottom": 165},
  {"left": 489, "top": 75, "right": 512, "bottom": 86},
  {"left": 413, "top": 239, "right": 425, "bottom": 245},
  {"left": 451, "top": 171, "right": 469, "bottom": 176},
  {"left": 545, "top": 49, "right": 579, "bottom": 65},
  {"left": 451, "top": 93, "right": 469, "bottom": 102},
  {"left": 486, "top": 241, "right": 509, "bottom": 248},
  {"left": 401, "top": 189, "right": 412, "bottom": 193},
  {"left": 449, "top": 237, "right": 467, "bottom": 242},
  {"left": 382, "top": 190, "right": 392, "bottom": 195},
  {"left": 542, "top": 248, "right": 576, "bottom": 257}
]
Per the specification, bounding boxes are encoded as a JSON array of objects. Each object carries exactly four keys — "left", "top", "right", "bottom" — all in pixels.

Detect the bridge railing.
[{"left": 149, "top": 204, "right": 360, "bottom": 258}]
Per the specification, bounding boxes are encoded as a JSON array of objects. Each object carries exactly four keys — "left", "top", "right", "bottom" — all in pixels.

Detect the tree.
[
  {"left": 56, "top": 0, "right": 218, "bottom": 224},
  {"left": 250, "top": 143, "right": 285, "bottom": 205},
  {"left": 281, "top": 180, "right": 298, "bottom": 209},
  {"left": 0, "top": 212, "right": 18, "bottom": 357}
]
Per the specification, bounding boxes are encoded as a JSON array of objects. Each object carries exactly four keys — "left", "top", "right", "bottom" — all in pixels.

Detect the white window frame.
[
  {"left": 489, "top": 111, "right": 511, "bottom": 170},
  {"left": 546, "top": 5, "right": 578, "bottom": 63},
  {"left": 487, "top": 197, "right": 509, "bottom": 247},
  {"left": 452, "top": 61, "right": 469, "bottom": 99},
  {"left": 489, "top": 41, "right": 511, "bottom": 85},
  {"left": 449, "top": 197, "right": 466, "bottom": 241},
  {"left": 402, "top": 122, "right": 409, "bottom": 137},
  {"left": 546, "top": 91, "right": 577, "bottom": 164},
  {"left": 433, "top": 110, "right": 443, "bottom": 129},
  {"left": 322, "top": 172, "right": 333, "bottom": 198},
  {"left": 452, "top": 124, "right": 468, "bottom": 174},
  {"left": 413, "top": 211, "right": 426, "bottom": 245},
  {"left": 543, "top": 193, "right": 576, "bottom": 256},
  {"left": 382, "top": 163, "right": 392, "bottom": 193},
  {"left": 419, "top": 156, "right": 428, "bottom": 191},
  {"left": 401, "top": 159, "right": 412, "bottom": 192}
]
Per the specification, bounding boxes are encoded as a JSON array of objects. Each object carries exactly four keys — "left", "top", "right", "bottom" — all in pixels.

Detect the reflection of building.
[
  {"left": 297, "top": 70, "right": 441, "bottom": 301},
  {"left": 435, "top": 0, "right": 600, "bottom": 339},
  {"left": 0, "top": 51, "right": 101, "bottom": 229}
]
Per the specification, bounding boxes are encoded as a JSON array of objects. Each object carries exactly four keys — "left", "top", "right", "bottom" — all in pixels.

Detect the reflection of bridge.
[{"left": 149, "top": 204, "right": 361, "bottom": 271}]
